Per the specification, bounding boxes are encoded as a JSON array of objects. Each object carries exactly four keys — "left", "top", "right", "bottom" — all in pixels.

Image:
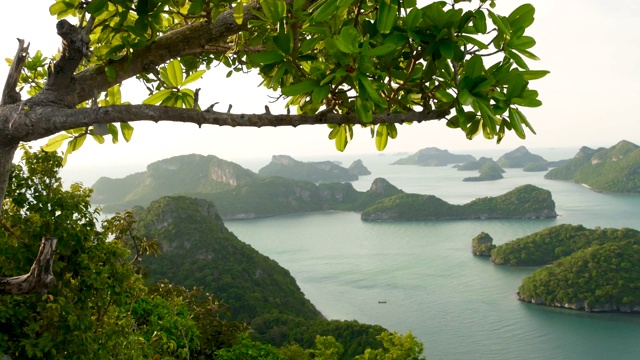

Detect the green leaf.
[
  {"left": 375, "top": 124, "right": 389, "bottom": 151},
  {"left": 188, "top": 0, "right": 205, "bottom": 15},
  {"left": 358, "top": 75, "right": 385, "bottom": 106},
  {"left": 508, "top": 107, "right": 526, "bottom": 139},
  {"left": 312, "top": 84, "right": 331, "bottom": 104},
  {"left": 68, "top": 134, "right": 86, "bottom": 151},
  {"left": 506, "top": 49, "right": 529, "bottom": 69},
  {"left": 487, "top": 10, "right": 510, "bottom": 36},
  {"left": 377, "top": 0, "right": 399, "bottom": 34},
  {"left": 42, "top": 133, "right": 71, "bottom": 152},
  {"left": 91, "top": 134, "right": 106, "bottom": 144},
  {"left": 281, "top": 80, "right": 318, "bottom": 96},
  {"left": 166, "top": 59, "right": 183, "bottom": 87},
  {"left": 49, "top": 1, "right": 70, "bottom": 16},
  {"left": 120, "top": 122, "right": 134, "bottom": 142},
  {"left": 273, "top": 28, "right": 292, "bottom": 55},
  {"left": 334, "top": 26, "right": 361, "bottom": 54},
  {"left": 362, "top": 43, "right": 397, "bottom": 57},
  {"left": 355, "top": 98, "right": 373, "bottom": 123},
  {"left": 473, "top": 10, "right": 487, "bottom": 33},
  {"left": 460, "top": 35, "right": 488, "bottom": 50},
  {"left": 514, "top": 48, "right": 540, "bottom": 61},
  {"left": 311, "top": 0, "right": 339, "bottom": 22},
  {"left": 514, "top": 107, "right": 536, "bottom": 134},
  {"left": 438, "top": 40, "right": 455, "bottom": 59},
  {"left": 108, "top": 123, "right": 119, "bottom": 144},
  {"left": 247, "top": 50, "right": 285, "bottom": 65},
  {"left": 142, "top": 89, "right": 174, "bottom": 105},
  {"left": 105, "top": 66, "right": 116, "bottom": 82},
  {"left": 508, "top": 4, "right": 535, "bottom": 30},
  {"left": 234, "top": 2, "right": 244, "bottom": 24},
  {"left": 85, "top": 0, "right": 108, "bottom": 15},
  {"left": 183, "top": 70, "right": 206, "bottom": 86},
  {"left": 520, "top": 70, "right": 549, "bottom": 80},
  {"left": 107, "top": 85, "right": 121, "bottom": 105}
]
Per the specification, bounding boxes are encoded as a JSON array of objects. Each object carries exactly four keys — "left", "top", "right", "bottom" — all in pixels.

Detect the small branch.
[
  {"left": 0, "top": 237, "right": 57, "bottom": 294},
  {"left": 1, "top": 39, "right": 30, "bottom": 106},
  {"left": 45, "top": 20, "right": 91, "bottom": 93}
]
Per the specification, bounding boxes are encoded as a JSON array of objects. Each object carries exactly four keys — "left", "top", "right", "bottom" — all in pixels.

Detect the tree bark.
[{"left": 0, "top": 237, "right": 57, "bottom": 294}]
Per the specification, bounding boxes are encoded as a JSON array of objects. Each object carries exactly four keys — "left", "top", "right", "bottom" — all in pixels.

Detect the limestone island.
[
  {"left": 391, "top": 147, "right": 475, "bottom": 166},
  {"left": 491, "top": 224, "right": 640, "bottom": 313},
  {"left": 471, "top": 232, "right": 496, "bottom": 256},
  {"left": 360, "top": 184, "right": 557, "bottom": 221},
  {"left": 544, "top": 140, "right": 640, "bottom": 194}
]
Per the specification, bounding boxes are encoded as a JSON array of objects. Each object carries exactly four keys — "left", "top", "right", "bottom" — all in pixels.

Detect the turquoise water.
[{"left": 225, "top": 152, "right": 640, "bottom": 360}]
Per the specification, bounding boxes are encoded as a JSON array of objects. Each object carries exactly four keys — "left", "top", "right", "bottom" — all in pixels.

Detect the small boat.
[{"left": 378, "top": 301, "right": 387, "bottom": 304}]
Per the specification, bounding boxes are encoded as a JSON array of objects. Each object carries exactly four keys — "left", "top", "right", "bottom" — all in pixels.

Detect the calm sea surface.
[{"left": 225, "top": 150, "right": 640, "bottom": 360}]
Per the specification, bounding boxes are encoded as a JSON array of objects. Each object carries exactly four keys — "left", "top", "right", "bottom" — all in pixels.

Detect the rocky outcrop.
[
  {"left": 472, "top": 232, "right": 495, "bottom": 256},
  {"left": 517, "top": 294, "right": 640, "bottom": 313},
  {"left": 348, "top": 159, "right": 371, "bottom": 176},
  {"left": 497, "top": 146, "right": 547, "bottom": 168},
  {"left": 258, "top": 155, "right": 358, "bottom": 183}
]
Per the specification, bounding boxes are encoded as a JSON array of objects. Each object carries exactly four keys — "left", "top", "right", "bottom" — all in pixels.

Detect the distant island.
[
  {"left": 258, "top": 154, "right": 370, "bottom": 182},
  {"left": 391, "top": 147, "right": 475, "bottom": 166},
  {"left": 544, "top": 140, "right": 640, "bottom": 193},
  {"left": 489, "top": 224, "right": 640, "bottom": 313},
  {"left": 360, "top": 184, "right": 557, "bottom": 221},
  {"left": 496, "top": 146, "right": 547, "bottom": 169},
  {"left": 460, "top": 158, "right": 505, "bottom": 182}
]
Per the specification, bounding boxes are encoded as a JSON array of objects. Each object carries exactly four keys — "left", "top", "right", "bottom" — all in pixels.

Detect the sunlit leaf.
[
  {"left": 375, "top": 124, "right": 389, "bottom": 151},
  {"left": 234, "top": 2, "right": 244, "bottom": 24},
  {"left": 142, "top": 89, "right": 174, "bottom": 105},
  {"left": 183, "top": 70, "right": 206, "bottom": 86},
  {"left": 42, "top": 133, "right": 71, "bottom": 152},
  {"left": 166, "top": 59, "right": 183, "bottom": 87},
  {"left": 120, "top": 122, "right": 134, "bottom": 142}
]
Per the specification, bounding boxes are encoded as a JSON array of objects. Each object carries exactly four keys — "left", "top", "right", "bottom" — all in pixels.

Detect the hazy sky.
[{"left": 1, "top": 1, "right": 639, "bottom": 183}]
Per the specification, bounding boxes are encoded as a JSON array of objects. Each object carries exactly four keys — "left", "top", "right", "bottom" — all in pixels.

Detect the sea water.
[{"left": 225, "top": 150, "right": 640, "bottom": 360}]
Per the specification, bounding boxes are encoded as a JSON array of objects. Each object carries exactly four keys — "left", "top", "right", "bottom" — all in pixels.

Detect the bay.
[{"left": 225, "top": 150, "right": 640, "bottom": 360}]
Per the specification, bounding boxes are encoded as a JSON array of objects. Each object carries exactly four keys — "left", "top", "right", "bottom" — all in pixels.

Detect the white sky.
[{"left": 2, "top": 1, "right": 640, "bottom": 184}]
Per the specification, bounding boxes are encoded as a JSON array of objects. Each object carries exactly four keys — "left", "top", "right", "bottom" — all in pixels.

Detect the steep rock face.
[
  {"left": 91, "top": 154, "right": 257, "bottom": 210},
  {"left": 545, "top": 140, "right": 640, "bottom": 193},
  {"left": 392, "top": 147, "right": 475, "bottom": 166},
  {"left": 258, "top": 155, "right": 358, "bottom": 183},
  {"left": 348, "top": 159, "right": 371, "bottom": 176},
  {"left": 496, "top": 146, "right": 547, "bottom": 168},
  {"left": 135, "top": 196, "right": 322, "bottom": 322}
]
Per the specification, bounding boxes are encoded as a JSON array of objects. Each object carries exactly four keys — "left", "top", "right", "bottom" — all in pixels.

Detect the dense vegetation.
[
  {"left": 362, "top": 184, "right": 557, "bottom": 221},
  {"left": 392, "top": 147, "right": 475, "bottom": 166},
  {"left": 491, "top": 224, "right": 640, "bottom": 266},
  {"left": 258, "top": 155, "right": 361, "bottom": 183},
  {"left": 518, "top": 241, "right": 640, "bottom": 312},
  {"left": 1, "top": 149, "right": 427, "bottom": 358},
  {"left": 134, "top": 195, "right": 322, "bottom": 322},
  {"left": 545, "top": 140, "right": 640, "bottom": 193}
]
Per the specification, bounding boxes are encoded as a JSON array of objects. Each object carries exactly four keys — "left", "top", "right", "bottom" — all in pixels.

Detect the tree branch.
[
  {"left": 0, "top": 237, "right": 57, "bottom": 294},
  {"left": 4, "top": 103, "right": 451, "bottom": 142},
  {"left": 31, "top": 3, "right": 263, "bottom": 108},
  {"left": 1, "top": 39, "right": 29, "bottom": 106}
]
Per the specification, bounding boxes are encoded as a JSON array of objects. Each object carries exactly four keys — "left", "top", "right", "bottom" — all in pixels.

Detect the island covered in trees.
[
  {"left": 486, "top": 224, "right": 640, "bottom": 313},
  {"left": 545, "top": 140, "right": 640, "bottom": 193},
  {"left": 92, "top": 154, "right": 558, "bottom": 222}
]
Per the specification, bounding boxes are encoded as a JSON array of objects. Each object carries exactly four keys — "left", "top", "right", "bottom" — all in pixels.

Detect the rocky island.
[
  {"left": 391, "top": 147, "right": 475, "bottom": 166},
  {"left": 258, "top": 154, "right": 366, "bottom": 183},
  {"left": 490, "top": 224, "right": 640, "bottom": 313},
  {"left": 496, "top": 146, "right": 547, "bottom": 169},
  {"left": 544, "top": 140, "right": 640, "bottom": 193},
  {"left": 360, "top": 184, "right": 557, "bottom": 221},
  {"left": 462, "top": 159, "right": 505, "bottom": 182}
]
